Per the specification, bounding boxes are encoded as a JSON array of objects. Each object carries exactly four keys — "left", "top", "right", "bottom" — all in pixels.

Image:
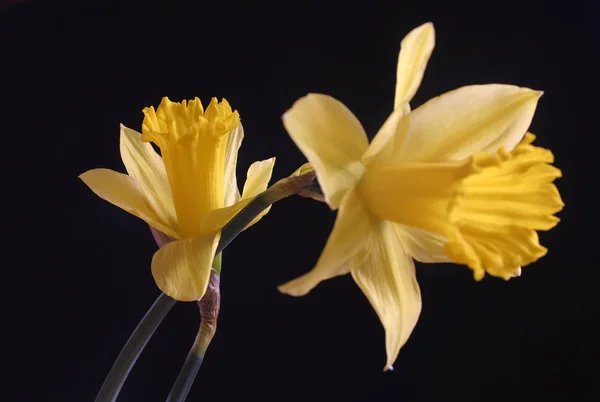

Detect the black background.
[{"left": 3, "top": 0, "right": 598, "bottom": 401}]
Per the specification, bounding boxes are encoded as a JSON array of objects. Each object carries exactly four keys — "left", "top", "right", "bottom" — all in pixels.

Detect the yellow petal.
[
  {"left": 223, "top": 124, "right": 245, "bottom": 207},
  {"left": 363, "top": 23, "right": 434, "bottom": 166},
  {"left": 201, "top": 158, "right": 275, "bottom": 234},
  {"left": 241, "top": 158, "right": 276, "bottom": 199},
  {"left": 394, "top": 22, "right": 435, "bottom": 110},
  {"left": 151, "top": 232, "right": 221, "bottom": 301},
  {"left": 242, "top": 157, "right": 276, "bottom": 228},
  {"left": 278, "top": 189, "right": 371, "bottom": 296},
  {"left": 283, "top": 94, "right": 368, "bottom": 210},
  {"left": 391, "top": 85, "right": 542, "bottom": 163},
  {"left": 79, "top": 168, "right": 179, "bottom": 239},
  {"left": 290, "top": 162, "right": 314, "bottom": 177},
  {"left": 396, "top": 224, "right": 449, "bottom": 263},
  {"left": 361, "top": 105, "right": 410, "bottom": 166},
  {"left": 120, "top": 125, "right": 178, "bottom": 233},
  {"left": 351, "top": 221, "right": 422, "bottom": 371}
]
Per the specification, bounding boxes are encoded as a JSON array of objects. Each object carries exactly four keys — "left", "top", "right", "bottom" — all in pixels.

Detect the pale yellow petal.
[
  {"left": 242, "top": 158, "right": 276, "bottom": 199},
  {"left": 223, "top": 123, "right": 245, "bottom": 207},
  {"left": 361, "top": 105, "right": 410, "bottom": 166},
  {"left": 394, "top": 22, "right": 435, "bottom": 110},
  {"left": 396, "top": 224, "right": 449, "bottom": 263},
  {"left": 363, "top": 23, "right": 434, "bottom": 166},
  {"left": 201, "top": 198, "right": 253, "bottom": 235},
  {"left": 278, "top": 189, "right": 371, "bottom": 296},
  {"left": 351, "top": 221, "right": 422, "bottom": 371},
  {"left": 151, "top": 232, "right": 220, "bottom": 301},
  {"left": 119, "top": 125, "right": 178, "bottom": 232},
  {"left": 390, "top": 84, "right": 542, "bottom": 163},
  {"left": 242, "top": 157, "right": 276, "bottom": 228},
  {"left": 201, "top": 157, "right": 276, "bottom": 234},
  {"left": 79, "top": 168, "right": 179, "bottom": 239},
  {"left": 290, "top": 163, "right": 314, "bottom": 177},
  {"left": 283, "top": 94, "right": 368, "bottom": 210}
]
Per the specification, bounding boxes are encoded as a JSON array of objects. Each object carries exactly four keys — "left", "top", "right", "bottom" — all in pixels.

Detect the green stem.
[
  {"left": 95, "top": 171, "right": 320, "bottom": 402},
  {"left": 166, "top": 271, "right": 220, "bottom": 402},
  {"left": 165, "top": 345, "right": 207, "bottom": 402},
  {"left": 94, "top": 292, "right": 176, "bottom": 402},
  {"left": 218, "top": 179, "right": 295, "bottom": 252}
]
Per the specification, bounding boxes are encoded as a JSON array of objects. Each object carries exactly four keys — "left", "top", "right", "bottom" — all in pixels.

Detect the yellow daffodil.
[
  {"left": 278, "top": 23, "right": 563, "bottom": 370},
  {"left": 80, "top": 97, "right": 275, "bottom": 301}
]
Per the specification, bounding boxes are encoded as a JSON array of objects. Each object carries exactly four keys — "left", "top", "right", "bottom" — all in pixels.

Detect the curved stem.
[
  {"left": 166, "top": 271, "right": 220, "bottom": 402},
  {"left": 94, "top": 292, "right": 176, "bottom": 402}
]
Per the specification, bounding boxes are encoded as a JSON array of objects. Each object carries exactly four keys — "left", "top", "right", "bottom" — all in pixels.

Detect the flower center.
[
  {"left": 358, "top": 133, "right": 563, "bottom": 280},
  {"left": 141, "top": 97, "right": 240, "bottom": 237}
]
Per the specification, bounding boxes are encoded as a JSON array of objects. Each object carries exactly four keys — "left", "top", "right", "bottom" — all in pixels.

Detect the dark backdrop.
[{"left": 3, "top": 0, "right": 598, "bottom": 401}]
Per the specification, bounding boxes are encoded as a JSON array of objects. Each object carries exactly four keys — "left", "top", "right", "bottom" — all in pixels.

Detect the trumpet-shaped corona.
[
  {"left": 142, "top": 97, "right": 240, "bottom": 237},
  {"left": 359, "top": 133, "right": 563, "bottom": 281}
]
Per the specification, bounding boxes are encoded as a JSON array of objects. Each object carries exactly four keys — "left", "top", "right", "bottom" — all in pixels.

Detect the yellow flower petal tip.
[
  {"left": 290, "top": 162, "right": 314, "bottom": 177},
  {"left": 277, "top": 276, "right": 314, "bottom": 297},
  {"left": 394, "top": 22, "right": 435, "bottom": 109}
]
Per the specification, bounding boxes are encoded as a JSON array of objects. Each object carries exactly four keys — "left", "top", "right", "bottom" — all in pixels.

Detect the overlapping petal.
[
  {"left": 119, "top": 125, "right": 179, "bottom": 233},
  {"left": 79, "top": 168, "right": 179, "bottom": 238},
  {"left": 201, "top": 158, "right": 276, "bottom": 233},
  {"left": 151, "top": 232, "right": 221, "bottom": 301},
  {"left": 223, "top": 124, "right": 245, "bottom": 207},
  {"left": 390, "top": 84, "right": 542, "bottom": 163},
  {"left": 362, "top": 104, "right": 410, "bottom": 166},
  {"left": 396, "top": 224, "right": 449, "bottom": 263},
  {"left": 283, "top": 94, "right": 368, "bottom": 210},
  {"left": 278, "top": 189, "right": 371, "bottom": 296},
  {"left": 351, "top": 221, "right": 422, "bottom": 371}
]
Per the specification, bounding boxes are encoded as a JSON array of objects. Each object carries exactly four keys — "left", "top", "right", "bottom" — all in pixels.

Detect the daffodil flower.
[
  {"left": 278, "top": 23, "right": 563, "bottom": 370},
  {"left": 80, "top": 97, "right": 275, "bottom": 301}
]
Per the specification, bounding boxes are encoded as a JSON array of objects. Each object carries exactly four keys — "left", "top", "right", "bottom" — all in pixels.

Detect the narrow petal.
[
  {"left": 283, "top": 94, "right": 368, "bottom": 210},
  {"left": 278, "top": 189, "right": 371, "bottom": 296},
  {"left": 241, "top": 157, "right": 276, "bottom": 199},
  {"left": 396, "top": 224, "right": 449, "bottom": 263},
  {"left": 201, "top": 158, "right": 276, "bottom": 234},
  {"left": 391, "top": 85, "right": 542, "bottom": 163},
  {"left": 394, "top": 22, "right": 435, "bottom": 110},
  {"left": 351, "top": 221, "right": 422, "bottom": 371},
  {"left": 151, "top": 232, "right": 221, "bottom": 301},
  {"left": 79, "top": 168, "right": 179, "bottom": 239},
  {"left": 290, "top": 163, "right": 314, "bottom": 177},
  {"left": 363, "top": 23, "right": 434, "bottom": 166},
  {"left": 242, "top": 157, "right": 276, "bottom": 228},
  {"left": 201, "top": 198, "right": 253, "bottom": 235},
  {"left": 120, "top": 125, "right": 178, "bottom": 232},
  {"left": 223, "top": 124, "right": 245, "bottom": 207}
]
